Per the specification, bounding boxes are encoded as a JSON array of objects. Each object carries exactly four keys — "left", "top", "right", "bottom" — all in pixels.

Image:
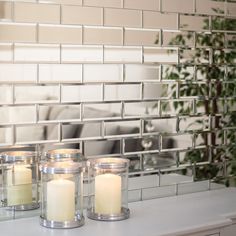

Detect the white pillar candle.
[
  {"left": 95, "top": 173, "right": 121, "bottom": 215},
  {"left": 7, "top": 165, "right": 32, "bottom": 206},
  {"left": 46, "top": 179, "right": 75, "bottom": 222}
]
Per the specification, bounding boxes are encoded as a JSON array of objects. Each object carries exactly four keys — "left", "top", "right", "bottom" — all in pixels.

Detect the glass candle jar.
[
  {"left": 45, "top": 149, "right": 85, "bottom": 163},
  {"left": 87, "top": 157, "right": 130, "bottom": 221},
  {"left": 40, "top": 161, "right": 84, "bottom": 229},
  {"left": 0, "top": 151, "right": 39, "bottom": 210}
]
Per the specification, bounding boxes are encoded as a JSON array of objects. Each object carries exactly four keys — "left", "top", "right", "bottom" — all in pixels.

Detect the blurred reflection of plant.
[{"left": 155, "top": 5, "right": 236, "bottom": 186}]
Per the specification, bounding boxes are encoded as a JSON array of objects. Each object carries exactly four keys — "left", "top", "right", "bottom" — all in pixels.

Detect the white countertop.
[{"left": 1, "top": 188, "right": 236, "bottom": 236}]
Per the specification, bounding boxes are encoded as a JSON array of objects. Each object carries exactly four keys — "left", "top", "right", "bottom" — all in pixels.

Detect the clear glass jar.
[
  {"left": 0, "top": 151, "right": 39, "bottom": 210},
  {"left": 87, "top": 157, "right": 130, "bottom": 221},
  {"left": 40, "top": 161, "right": 84, "bottom": 229},
  {"left": 45, "top": 148, "right": 86, "bottom": 163}
]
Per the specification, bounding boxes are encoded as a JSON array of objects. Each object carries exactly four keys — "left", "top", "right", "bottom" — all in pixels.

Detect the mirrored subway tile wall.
[{"left": 0, "top": 0, "right": 236, "bottom": 203}]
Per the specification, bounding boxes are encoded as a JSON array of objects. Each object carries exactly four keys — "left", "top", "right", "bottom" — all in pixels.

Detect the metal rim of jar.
[
  {"left": 0, "top": 151, "right": 37, "bottom": 164},
  {"left": 45, "top": 149, "right": 84, "bottom": 161},
  {"left": 39, "top": 161, "right": 83, "bottom": 174},
  {"left": 89, "top": 157, "right": 130, "bottom": 170}
]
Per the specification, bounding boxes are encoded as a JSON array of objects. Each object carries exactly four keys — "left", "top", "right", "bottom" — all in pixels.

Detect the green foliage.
[{"left": 156, "top": 8, "right": 236, "bottom": 185}]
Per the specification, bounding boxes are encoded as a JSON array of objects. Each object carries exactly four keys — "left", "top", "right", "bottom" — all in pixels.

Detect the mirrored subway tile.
[
  {"left": 38, "top": 24, "right": 82, "bottom": 44},
  {"left": 143, "top": 83, "right": 176, "bottom": 100},
  {"left": 162, "top": 31, "right": 195, "bottom": 47},
  {"left": 195, "top": 65, "right": 225, "bottom": 81},
  {"left": 194, "top": 131, "right": 212, "bottom": 148},
  {"left": 162, "top": 65, "right": 195, "bottom": 81},
  {"left": 227, "top": 66, "right": 236, "bottom": 81},
  {"left": 218, "top": 99, "right": 229, "bottom": 114},
  {"left": 225, "top": 129, "right": 236, "bottom": 146},
  {"left": 128, "top": 174, "right": 159, "bottom": 190},
  {"left": 161, "top": 133, "right": 193, "bottom": 151},
  {"left": 124, "top": 101, "right": 160, "bottom": 118},
  {"left": 177, "top": 180, "right": 210, "bottom": 195},
  {"left": 84, "top": 26, "right": 123, "bottom": 45},
  {"left": 39, "top": 0, "right": 82, "bottom": 5},
  {"left": 124, "top": 28, "right": 160, "bottom": 46},
  {"left": 195, "top": 100, "right": 214, "bottom": 115},
  {"left": 39, "top": 64, "right": 82, "bottom": 83},
  {"left": 15, "top": 124, "right": 58, "bottom": 144},
  {"left": 38, "top": 104, "right": 81, "bottom": 122},
  {"left": 210, "top": 81, "right": 235, "bottom": 98},
  {"left": 219, "top": 114, "right": 233, "bottom": 130},
  {"left": 124, "top": 0, "right": 159, "bottom": 11},
  {"left": 0, "top": 85, "right": 13, "bottom": 104},
  {"left": 124, "top": 136, "right": 159, "bottom": 155},
  {"left": 83, "top": 0, "right": 122, "bottom": 8},
  {"left": 213, "top": 49, "right": 236, "bottom": 65},
  {"left": 160, "top": 166, "right": 193, "bottom": 186},
  {"left": 61, "top": 45, "right": 103, "bottom": 63},
  {"left": 212, "top": 17, "right": 236, "bottom": 31},
  {"left": 104, "top": 46, "right": 142, "bottom": 63},
  {"left": 142, "top": 152, "right": 176, "bottom": 170},
  {"left": 104, "top": 8, "right": 141, "bottom": 28},
  {"left": 0, "top": 107, "right": 10, "bottom": 124},
  {"left": 0, "top": 64, "right": 37, "bottom": 83},
  {"left": 83, "top": 103, "right": 122, "bottom": 120},
  {"left": 179, "top": 116, "right": 209, "bottom": 132},
  {"left": 83, "top": 64, "right": 123, "bottom": 83},
  {"left": 14, "top": 44, "right": 60, "bottom": 63},
  {"left": 104, "top": 120, "right": 140, "bottom": 137},
  {"left": 221, "top": 99, "right": 236, "bottom": 113},
  {"left": 61, "top": 84, "right": 103, "bottom": 102},
  {"left": 125, "top": 65, "right": 160, "bottom": 82},
  {"left": 180, "top": 15, "right": 210, "bottom": 31},
  {"left": 196, "top": 32, "right": 225, "bottom": 48},
  {"left": 143, "top": 11, "right": 178, "bottom": 30},
  {"left": 179, "top": 82, "right": 210, "bottom": 99},
  {"left": 0, "top": 126, "right": 12, "bottom": 145},
  {"left": 0, "top": 43, "right": 13, "bottom": 62},
  {"left": 143, "top": 118, "right": 177, "bottom": 134},
  {"left": 162, "top": 0, "right": 194, "bottom": 13},
  {"left": 0, "top": 106, "right": 36, "bottom": 124},
  {"left": 0, "top": 23, "right": 36, "bottom": 43},
  {"left": 62, "top": 5, "right": 103, "bottom": 25},
  {"left": 62, "top": 122, "right": 101, "bottom": 140},
  {"left": 83, "top": 139, "right": 120, "bottom": 157},
  {"left": 226, "top": 33, "right": 236, "bottom": 49},
  {"left": 178, "top": 148, "right": 209, "bottom": 165},
  {"left": 128, "top": 189, "right": 141, "bottom": 202},
  {"left": 142, "top": 185, "right": 176, "bottom": 200},
  {"left": 196, "top": 0, "right": 225, "bottom": 15},
  {"left": 143, "top": 47, "right": 178, "bottom": 64},
  {"left": 161, "top": 100, "right": 194, "bottom": 117},
  {"left": 180, "top": 49, "right": 210, "bottom": 64},
  {"left": 195, "top": 163, "right": 224, "bottom": 185},
  {"left": 14, "top": 85, "right": 59, "bottom": 104},
  {"left": 14, "top": 2, "right": 60, "bottom": 24},
  {"left": 0, "top": 2, "right": 12, "bottom": 21},
  {"left": 104, "top": 84, "right": 141, "bottom": 101},
  {"left": 227, "top": 1, "right": 236, "bottom": 16}
]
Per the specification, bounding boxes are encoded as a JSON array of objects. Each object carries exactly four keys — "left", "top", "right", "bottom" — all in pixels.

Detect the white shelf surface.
[{"left": 0, "top": 188, "right": 236, "bottom": 236}]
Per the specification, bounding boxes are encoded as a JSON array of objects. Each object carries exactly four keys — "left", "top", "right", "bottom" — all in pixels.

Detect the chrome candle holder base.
[
  {"left": 40, "top": 215, "right": 85, "bottom": 229},
  {"left": 87, "top": 207, "right": 130, "bottom": 221},
  {"left": 7, "top": 202, "right": 40, "bottom": 211}
]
